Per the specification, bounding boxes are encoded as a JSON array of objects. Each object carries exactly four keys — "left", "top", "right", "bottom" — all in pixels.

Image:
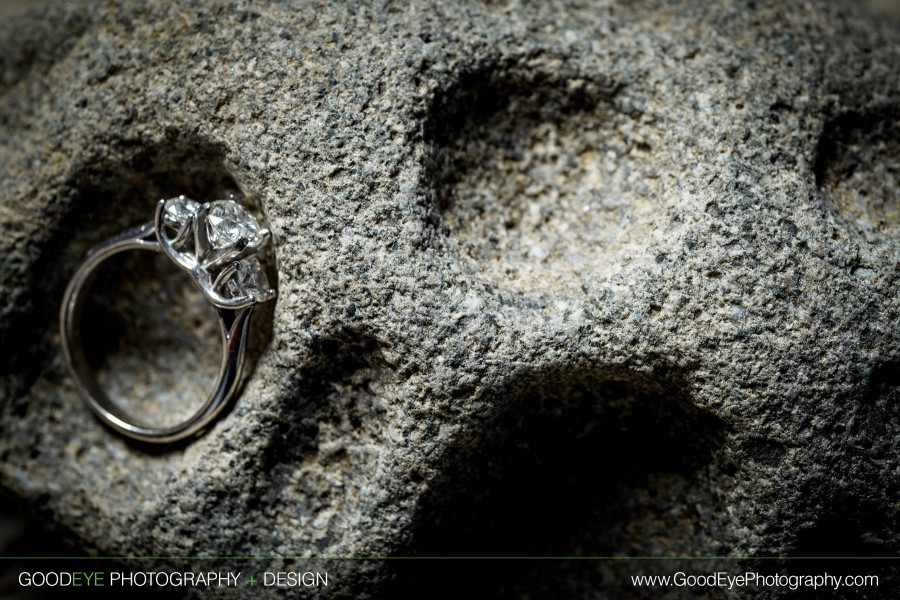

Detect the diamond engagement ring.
[{"left": 60, "top": 195, "right": 276, "bottom": 444}]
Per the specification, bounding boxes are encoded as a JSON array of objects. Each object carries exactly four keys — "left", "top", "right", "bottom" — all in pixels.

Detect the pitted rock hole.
[
  {"left": 791, "top": 493, "right": 894, "bottom": 559},
  {"left": 257, "top": 333, "right": 396, "bottom": 552},
  {"left": 426, "top": 67, "right": 665, "bottom": 293},
  {"left": 393, "top": 370, "right": 728, "bottom": 594},
  {"left": 83, "top": 249, "right": 220, "bottom": 429},
  {"left": 51, "top": 133, "right": 270, "bottom": 432},
  {"left": 815, "top": 108, "right": 899, "bottom": 243}
]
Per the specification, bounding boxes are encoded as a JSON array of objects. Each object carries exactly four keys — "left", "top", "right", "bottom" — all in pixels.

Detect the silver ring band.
[{"left": 59, "top": 197, "right": 275, "bottom": 444}]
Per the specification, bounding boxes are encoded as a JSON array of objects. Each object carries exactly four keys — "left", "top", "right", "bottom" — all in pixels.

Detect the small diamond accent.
[
  {"left": 226, "top": 258, "right": 270, "bottom": 299},
  {"left": 163, "top": 196, "right": 200, "bottom": 228},
  {"left": 207, "top": 200, "right": 262, "bottom": 250}
]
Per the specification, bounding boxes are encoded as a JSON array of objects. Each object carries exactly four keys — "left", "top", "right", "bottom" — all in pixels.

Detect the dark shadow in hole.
[
  {"left": 385, "top": 366, "right": 726, "bottom": 598},
  {"left": 0, "top": 489, "right": 189, "bottom": 599},
  {"left": 1, "top": 131, "right": 276, "bottom": 452},
  {"left": 813, "top": 107, "right": 899, "bottom": 187},
  {"left": 813, "top": 106, "right": 899, "bottom": 240},
  {"left": 765, "top": 488, "right": 900, "bottom": 598},
  {"left": 740, "top": 436, "right": 788, "bottom": 468},
  {"left": 863, "top": 359, "right": 900, "bottom": 408},
  {"left": 791, "top": 494, "right": 893, "bottom": 558}
]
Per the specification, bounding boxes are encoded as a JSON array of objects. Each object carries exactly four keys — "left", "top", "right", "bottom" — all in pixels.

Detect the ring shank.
[{"left": 59, "top": 221, "right": 253, "bottom": 444}]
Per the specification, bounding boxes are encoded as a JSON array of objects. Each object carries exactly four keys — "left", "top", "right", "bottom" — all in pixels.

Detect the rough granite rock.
[{"left": 0, "top": 0, "right": 898, "bottom": 597}]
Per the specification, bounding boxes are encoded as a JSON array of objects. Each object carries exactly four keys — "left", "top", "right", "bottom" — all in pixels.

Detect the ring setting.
[
  {"left": 60, "top": 195, "right": 276, "bottom": 444},
  {"left": 157, "top": 195, "right": 275, "bottom": 309}
]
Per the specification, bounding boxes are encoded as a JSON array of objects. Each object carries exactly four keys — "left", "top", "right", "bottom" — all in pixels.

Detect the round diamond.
[
  {"left": 206, "top": 200, "right": 262, "bottom": 250},
  {"left": 163, "top": 196, "right": 200, "bottom": 228}
]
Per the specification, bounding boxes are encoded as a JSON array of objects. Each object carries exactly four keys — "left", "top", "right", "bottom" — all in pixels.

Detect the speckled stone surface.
[{"left": 1, "top": 0, "right": 898, "bottom": 597}]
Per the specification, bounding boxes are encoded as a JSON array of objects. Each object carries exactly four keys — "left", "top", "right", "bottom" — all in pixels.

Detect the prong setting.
[
  {"left": 156, "top": 196, "right": 276, "bottom": 309},
  {"left": 193, "top": 202, "right": 213, "bottom": 261}
]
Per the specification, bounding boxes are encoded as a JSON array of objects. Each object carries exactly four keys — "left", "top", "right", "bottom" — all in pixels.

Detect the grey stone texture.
[{"left": 1, "top": 0, "right": 898, "bottom": 597}]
